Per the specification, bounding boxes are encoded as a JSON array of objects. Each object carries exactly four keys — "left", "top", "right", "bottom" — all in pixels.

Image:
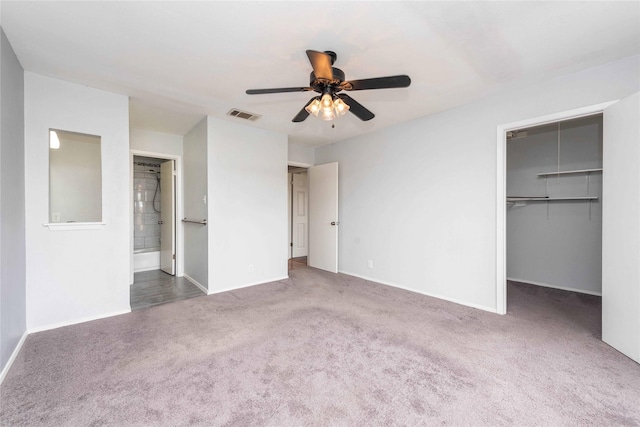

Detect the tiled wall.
[{"left": 133, "top": 156, "right": 162, "bottom": 252}]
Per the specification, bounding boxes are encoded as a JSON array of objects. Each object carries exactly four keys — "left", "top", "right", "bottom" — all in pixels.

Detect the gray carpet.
[{"left": 1, "top": 267, "right": 639, "bottom": 426}]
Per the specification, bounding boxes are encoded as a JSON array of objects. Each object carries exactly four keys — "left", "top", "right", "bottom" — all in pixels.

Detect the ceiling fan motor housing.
[
  {"left": 310, "top": 68, "right": 346, "bottom": 93},
  {"left": 324, "top": 50, "right": 337, "bottom": 65}
]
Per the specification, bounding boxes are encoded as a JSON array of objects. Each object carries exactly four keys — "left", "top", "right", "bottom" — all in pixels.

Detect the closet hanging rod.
[
  {"left": 507, "top": 196, "right": 549, "bottom": 199},
  {"left": 182, "top": 218, "right": 207, "bottom": 225},
  {"left": 537, "top": 168, "right": 603, "bottom": 177}
]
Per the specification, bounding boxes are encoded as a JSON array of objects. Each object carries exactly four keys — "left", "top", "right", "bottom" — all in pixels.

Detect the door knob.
[
  {"left": 331, "top": 221, "right": 339, "bottom": 226},
  {"left": 158, "top": 220, "right": 164, "bottom": 225}
]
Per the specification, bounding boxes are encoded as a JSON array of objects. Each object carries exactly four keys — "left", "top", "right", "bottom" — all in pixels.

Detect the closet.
[{"left": 506, "top": 114, "right": 603, "bottom": 295}]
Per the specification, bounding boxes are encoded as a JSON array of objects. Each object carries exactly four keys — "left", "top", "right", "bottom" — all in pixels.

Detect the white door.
[
  {"left": 308, "top": 162, "right": 338, "bottom": 273},
  {"left": 602, "top": 92, "right": 640, "bottom": 363},
  {"left": 160, "top": 160, "right": 175, "bottom": 275},
  {"left": 292, "top": 173, "right": 308, "bottom": 258}
]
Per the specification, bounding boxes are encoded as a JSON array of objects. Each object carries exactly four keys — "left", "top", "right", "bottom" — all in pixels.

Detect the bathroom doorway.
[
  {"left": 132, "top": 155, "right": 176, "bottom": 274},
  {"left": 130, "top": 150, "right": 184, "bottom": 281},
  {"left": 130, "top": 151, "right": 201, "bottom": 310}
]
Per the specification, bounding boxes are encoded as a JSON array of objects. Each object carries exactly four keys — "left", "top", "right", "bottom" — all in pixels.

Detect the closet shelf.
[
  {"left": 537, "top": 168, "right": 603, "bottom": 177},
  {"left": 507, "top": 196, "right": 598, "bottom": 203}
]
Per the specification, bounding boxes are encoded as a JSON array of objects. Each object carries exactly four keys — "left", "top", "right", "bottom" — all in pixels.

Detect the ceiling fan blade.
[
  {"left": 342, "top": 75, "right": 411, "bottom": 91},
  {"left": 246, "top": 87, "right": 312, "bottom": 95},
  {"left": 337, "top": 94, "right": 375, "bottom": 121},
  {"left": 292, "top": 97, "right": 318, "bottom": 122},
  {"left": 306, "top": 50, "right": 333, "bottom": 80}
]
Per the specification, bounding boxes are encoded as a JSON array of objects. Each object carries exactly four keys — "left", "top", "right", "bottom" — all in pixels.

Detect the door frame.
[
  {"left": 288, "top": 161, "right": 312, "bottom": 261},
  {"left": 130, "top": 150, "right": 184, "bottom": 284},
  {"left": 495, "top": 100, "right": 618, "bottom": 315}
]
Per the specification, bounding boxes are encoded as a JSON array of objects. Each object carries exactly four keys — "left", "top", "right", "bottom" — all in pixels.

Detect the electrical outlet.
[
  {"left": 248, "top": 264, "right": 254, "bottom": 273},
  {"left": 367, "top": 260, "right": 373, "bottom": 269},
  {"left": 52, "top": 212, "right": 60, "bottom": 222}
]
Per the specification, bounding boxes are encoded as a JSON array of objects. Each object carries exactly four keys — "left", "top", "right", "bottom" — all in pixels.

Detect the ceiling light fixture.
[
  {"left": 305, "top": 92, "right": 350, "bottom": 121},
  {"left": 49, "top": 130, "right": 60, "bottom": 149}
]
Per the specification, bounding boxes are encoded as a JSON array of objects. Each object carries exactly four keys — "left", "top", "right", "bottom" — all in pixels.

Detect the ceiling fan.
[{"left": 245, "top": 50, "right": 411, "bottom": 122}]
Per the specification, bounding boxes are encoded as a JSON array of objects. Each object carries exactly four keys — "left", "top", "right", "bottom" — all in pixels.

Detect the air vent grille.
[{"left": 227, "top": 109, "right": 261, "bottom": 121}]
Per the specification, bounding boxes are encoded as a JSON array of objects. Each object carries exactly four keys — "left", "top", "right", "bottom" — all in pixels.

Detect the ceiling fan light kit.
[
  {"left": 304, "top": 92, "right": 350, "bottom": 121},
  {"left": 246, "top": 50, "right": 411, "bottom": 123}
]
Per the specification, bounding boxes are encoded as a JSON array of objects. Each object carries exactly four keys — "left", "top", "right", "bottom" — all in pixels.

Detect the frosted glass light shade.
[
  {"left": 305, "top": 99, "right": 321, "bottom": 116},
  {"left": 333, "top": 98, "right": 350, "bottom": 117},
  {"left": 320, "top": 93, "right": 333, "bottom": 110},
  {"left": 321, "top": 108, "right": 336, "bottom": 121}
]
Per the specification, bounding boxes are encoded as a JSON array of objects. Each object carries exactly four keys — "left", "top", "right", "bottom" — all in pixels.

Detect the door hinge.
[
  {"left": 172, "top": 254, "right": 176, "bottom": 260},
  {"left": 290, "top": 242, "right": 293, "bottom": 247}
]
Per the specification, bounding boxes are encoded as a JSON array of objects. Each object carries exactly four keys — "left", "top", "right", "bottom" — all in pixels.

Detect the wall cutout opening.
[{"left": 49, "top": 129, "right": 102, "bottom": 223}]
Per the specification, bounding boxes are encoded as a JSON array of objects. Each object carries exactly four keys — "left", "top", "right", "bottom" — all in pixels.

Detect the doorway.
[
  {"left": 496, "top": 101, "right": 617, "bottom": 315},
  {"left": 506, "top": 114, "right": 603, "bottom": 296},
  {"left": 132, "top": 155, "right": 176, "bottom": 275},
  {"left": 288, "top": 165, "right": 308, "bottom": 269},
  {"left": 287, "top": 161, "right": 340, "bottom": 273},
  {"left": 498, "top": 95, "right": 640, "bottom": 364},
  {"left": 130, "top": 150, "right": 184, "bottom": 280}
]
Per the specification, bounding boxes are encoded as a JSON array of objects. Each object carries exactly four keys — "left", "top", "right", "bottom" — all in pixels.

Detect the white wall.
[
  {"left": 315, "top": 55, "right": 639, "bottom": 312},
  {"left": 130, "top": 128, "right": 183, "bottom": 156},
  {"left": 207, "top": 117, "right": 288, "bottom": 293},
  {"left": 0, "top": 27, "right": 26, "bottom": 377},
  {"left": 183, "top": 118, "right": 208, "bottom": 289},
  {"left": 24, "top": 72, "right": 130, "bottom": 331},
  {"left": 288, "top": 142, "right": 314, "bottom": 166},
  {"left": 507, "top": 116, "right": 603, "bottom": 295}
]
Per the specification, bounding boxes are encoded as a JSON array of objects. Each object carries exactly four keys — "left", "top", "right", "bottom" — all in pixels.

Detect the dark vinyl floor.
[{"left": 130, "top": 270, "right": 206, "bottom": 310}]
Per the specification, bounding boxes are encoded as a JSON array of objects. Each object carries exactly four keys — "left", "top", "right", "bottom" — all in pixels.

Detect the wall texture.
[
  {"left": 507, "top": 116, "right": 603, "bottom": 294},
  {"left": 0, "top": 28, "right": 26, "bottom": 378},
  {"left": 288, "top": 142, "right": 314, "bottom": 166},
  {"left": 24, "top": 72, "right": 130, "bottom": 331},
  {"left": 207, "top": 117, "right": 288, "bottom": 293},
  {"left": 130, "top": 128, "right": 183, "bottom": 157},
  {"left": 183, "top": 118, "right": 208, "bottom": 289},
  {"left": 315, "top": 55, "right": 639, "bottom": 312}
]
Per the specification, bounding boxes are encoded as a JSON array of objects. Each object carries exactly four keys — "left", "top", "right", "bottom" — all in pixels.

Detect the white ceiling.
[{"left": 2, "top": 1, "right": 639, "bottom": 147}]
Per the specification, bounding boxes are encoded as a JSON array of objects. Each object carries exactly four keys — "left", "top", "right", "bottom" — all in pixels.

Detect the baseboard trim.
[
  {"left": 207, "top": 276, "right": 290, "bottom": 296},
  {"left": 28, "top": 308, "right": 132, "bottom": 334},
  {"left": 339, "top": 270, "right": 497, "bottom": 314},
  {"left": 184, "top": 274, "right": 208, "bottom": 294},
  {"left": 507, "top": 277, "right": 602, "bottom": 296},
  {"left": 0, "top": 331, "right": 28, "bottom": 385}
]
